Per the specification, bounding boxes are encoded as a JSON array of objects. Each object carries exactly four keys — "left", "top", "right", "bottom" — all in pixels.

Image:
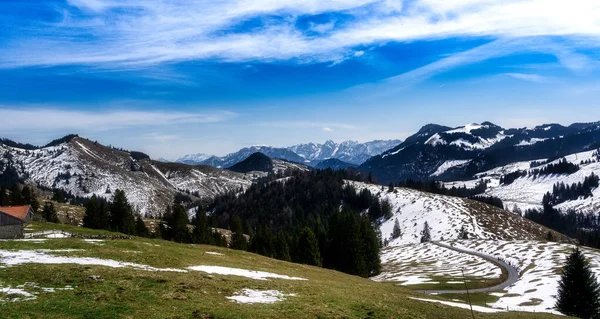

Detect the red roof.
[{"left": 0, "top": 206, "right": 32, "bottom": 221}]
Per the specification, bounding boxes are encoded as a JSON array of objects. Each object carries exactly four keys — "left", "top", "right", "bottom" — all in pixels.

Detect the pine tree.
[
  {"left": 108, "top": 189, "right": 136, "bottom": 234},
  {"left": 83, "top": 195, "right": 108, "bottom": 229},
  {"left": 229, "top": 216, "right": 248, "bottom": 250},
  {"left": 420, "top": 221, "right": 432, "bottom": 243},
  {"left": 169, "top": 204, "right": 191, "bottom": 243},
  {"left": 192, "top": 205, "right": 211, "bottom": 244},
  {"left": 42, "top": 202, "right": 59, "bottom": 223},
  {"left": 274, "top": 231, "right": 291, "bottom": 261},
  {"left": 556, "top": 247, "right": 600, "bottom": 318},
  {"left": 296, "top": 227, "right": 321, "bottom": 266},
  {"left": 135, "top": 215, "right": 149, "bottom": 237},
  {"left": 0, "top": 185, "right": 7, "bottom": 206},
  {"left": 459, "top": 225, "right": 469, "bottom": 239},
  {"left": 388, "top": 182, "right": 394, "bottom": 193},
  {"left": 391, "top": 218, "right": 402, "bottom": 239},
  {"left": 10, "top": 184, "right": 23, "bottom": 205}
]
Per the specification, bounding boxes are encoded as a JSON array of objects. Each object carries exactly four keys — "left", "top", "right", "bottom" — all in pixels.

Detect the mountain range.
[
  {"left": 174, "top": 139, "right": 402, "bottom": 168},
  {"left": 360, "top": 121, "right": 600, "bottom": 183}
]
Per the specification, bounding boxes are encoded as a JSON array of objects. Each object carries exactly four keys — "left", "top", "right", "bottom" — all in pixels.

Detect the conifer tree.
[
  {"left": 388, "top": 182, "right": 394, "bottom": 192},
  {"left": 10, "top": 184, "right": 23, "bottom": 205},
  {"left": 391, "top": 218, "right": 402, "bottom": 239},
  {"left": 296, "top": 227, "right": 321, "bottom": 266},
  {"left": 230, "top": 216, "right": 248, "bottom": 250},
  {"left": 83, "top": 195, "right": 108, "bottom": 229},
  {"left": 42, "top": 202, "right": 59, "bottom": 223},
  {"left": 192, "top": 205, "right": 211, "bottom": 244},
  {"left": 556, "top": 247, "right": 600, "bottom": 318},
  {"left": 108, "top": 189, "right": 136, "bottom": 234},
  {"left": 360, "top": 214, "right": 381, "bottom": 277},
  {"left": 0, "top": 185, "right": 6, "bottom": 206},
  {"left": 135, "top": 215, "right": 149, "bottom": 237},
  {"left": 168, "top": 204, "right": 191, "bottom": 243},
  {"left": 274, "top": 231, "right": 291, "bottom": 261},
  {"left": 420, "top": 221, "right": 432, "bottom": 243}
]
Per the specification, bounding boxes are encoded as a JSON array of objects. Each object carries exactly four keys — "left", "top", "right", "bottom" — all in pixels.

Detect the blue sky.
[{"left": 1, "top": 0, "right": 600, "bottom": 159}]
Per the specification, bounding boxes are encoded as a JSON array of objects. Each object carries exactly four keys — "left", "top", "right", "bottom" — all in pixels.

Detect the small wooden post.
[{"left": 462, "top": 269, "right": 475, "bottom": 319}]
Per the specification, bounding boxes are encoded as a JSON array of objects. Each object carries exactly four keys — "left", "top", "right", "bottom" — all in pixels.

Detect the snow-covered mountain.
[
  {"left": 442, "top": 148, "right": 600, "bottom": 214},
  {"left": 288, "top": 139, "right": 401, "bottom": 165},
  {"left": 0, "top": 136, "right": 255, "bottom": 217},
  {"left": 227, "top": 152, "right": 310, "bottom": 174},
  {"left": 193, "top": 146, "right": 306, "bottom": 168},
  {"left": 360, "top": 121, "right": 600, "bottom": 183},
  {"left": 175, "top": 153, "right": 214, "bottom": 165},
  {"left": 176, "top": 139, "right": 401, "bottom": 168}
]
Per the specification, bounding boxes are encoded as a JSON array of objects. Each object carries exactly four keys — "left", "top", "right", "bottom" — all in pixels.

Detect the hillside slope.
[
  {"left": 347, "top": 181, "right": 567, "bottom": 245},
  {"left": 0, "top": 222, "right": 562, "bottom": 319},
  {"left": 442, "top": 149, "right": 600, "bottom": 213},
  {"left": 0, "top": 137, "right": 254, "bottom": 216}
]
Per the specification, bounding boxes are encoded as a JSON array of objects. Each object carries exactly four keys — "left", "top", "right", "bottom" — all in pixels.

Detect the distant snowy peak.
[
  {"left": 177, "top": 139, "right": 402, "bottom": 168},
  {"left": 288, "top": 139, "right": 401, "bottom": 164},
  {"left": 175, "top": 153, "right": 214, "bottom": 164}
]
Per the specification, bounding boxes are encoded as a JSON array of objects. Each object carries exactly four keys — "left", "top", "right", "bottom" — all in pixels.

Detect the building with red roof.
[{"left": 0, "top": 205, "right": 33, "bottom": 239}]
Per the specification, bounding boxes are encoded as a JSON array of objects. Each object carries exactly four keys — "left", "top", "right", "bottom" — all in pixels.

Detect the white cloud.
[
  {"left": 260, "top": 121, "right": 356, "bottom": 130},
  {"left": 503, "top": 73, "right": 552, "bottom": 83},
  {"left": 0, "top": 107, "right": 238, "bottom": 133},
  {"left": 322, "top": 127, "right": 334, "bottom": 132},
  {"left": 1, "top": 0, "right": 599, "bottom": 68}
]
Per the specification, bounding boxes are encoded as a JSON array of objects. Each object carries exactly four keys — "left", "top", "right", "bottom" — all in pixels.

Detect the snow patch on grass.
[
  {"left": 0, "top": 250, "right": 186, "bottom": 272},
  {"left": 187, "top": 265, "right": 306, "bottom": 281},
  {"left": 409, "top": 297, "right": 505, "bottom": 313},
  {"left": 372, "top": 242, "right": 501, "bottom": 284},
  {"left": 227, "top": 289, "right": 296, "bottom": 304}
]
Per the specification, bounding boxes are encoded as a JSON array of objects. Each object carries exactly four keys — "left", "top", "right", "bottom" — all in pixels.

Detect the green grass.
[
  {"left": 0, "top": 222, "right": 567, "bottom": 319},
  {"left": 438, "top": 292, "right": 500, "bottom": 307}
]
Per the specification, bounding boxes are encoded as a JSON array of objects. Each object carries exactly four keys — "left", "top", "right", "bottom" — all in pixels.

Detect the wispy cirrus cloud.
[
  {"left": 259, "top": 121, "right": 357, "bottom": 130},
  {"left": 1, "top": 0, "right": 599, "bottom": 69},
  {"left": 0, "top": 107, "right": 238, "bottom": 133},
  {"left": 503, "top": 73, "right": 553, "bottom": 83}
]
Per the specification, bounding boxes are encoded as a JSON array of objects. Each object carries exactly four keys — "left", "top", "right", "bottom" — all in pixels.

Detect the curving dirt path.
[{"left": 416, "top": 241, "right": 519, "bottom": 294}]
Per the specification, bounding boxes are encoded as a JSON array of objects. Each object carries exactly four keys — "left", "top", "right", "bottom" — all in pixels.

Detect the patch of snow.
[
  {"left": 0, "top": 250, "right": 186, "bottom": 272},
  {"left": 187, "top": 265, "right": 306, "bottom": 281},
  {"left": 226, "top": 289, "right": 296, "bottom": 304},
  {"left": 430, "top": 160, "right": 471, "bottom": 177},
  {"left": 409, "top": 297, "right": 505, "bottom": 313},
  {"left": 372, "top": 242, "right": 501, "bottom": 284},
  {"left": 516, "top": 138, "right": 548, "bottom": 146}
]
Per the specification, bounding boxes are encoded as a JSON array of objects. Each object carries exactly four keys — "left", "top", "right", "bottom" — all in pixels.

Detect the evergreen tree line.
[
  {"left": 395, "top": 179, "right": 487, "bottom": 197},
  {"left": 207, "top": 169, "right": 383, "bottom": 278},
  {"left": 523, "top": 204, "right": 600, "bottom": 249},
  {"left": 542, "top": 173, "right": 599, "bottom": 206},
  {"left": 393, "top": 179, "right": 504, "bottom": 208},
  {"left": 158, "top": 203, "right": 228, "bottom": 247},
  {"left": 529, "top": 158, "right": 579, "bottom": 176},
  {"left": 501, "top": 159, "right": 581, "bottom": 186},
  {"left": 82, "top": 190, "right": 149, "bottom": 237}
]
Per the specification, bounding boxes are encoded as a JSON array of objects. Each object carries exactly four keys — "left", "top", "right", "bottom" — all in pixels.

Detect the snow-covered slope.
[
  {"left": 347, "top": 181, "right": 565, "bottom": 245},
  {"left": 466, "top": 149, "right": 600, "bottom": 213},
  {"left": 0, "top": 137, "right": 254, "bottom": 217},
  {"left": 446, "top": 239, "right": 600, "bottom": 314},
  {"left": 360, "top": 121, "right": 600, "bottom": 183}
]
